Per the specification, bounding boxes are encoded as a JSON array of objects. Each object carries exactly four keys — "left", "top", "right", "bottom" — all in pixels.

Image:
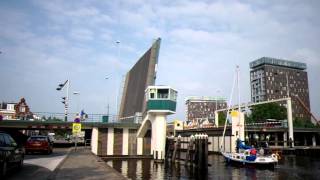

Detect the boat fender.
[{"left": 271, "top": 153, "right": 277, "bottom": 160}]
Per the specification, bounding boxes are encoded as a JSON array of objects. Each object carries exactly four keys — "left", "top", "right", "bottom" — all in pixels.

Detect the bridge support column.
[
  {"left": 283, "top": 132, "right": 287, "bottom": 147},
  {"left": 107, "top": 128, "right": 114, "bottom": 155},
  {"left": 287, "top": 98, "right": 294, "bottom": 147},
  {"left": 151, "top": 114, "right": 167, "bottom": 161},
  {"left": 312, "top": 135, "right": 316, "bottom": 147},
  {"left": 214, "top": 111, "right": 219, "bottom": 127},
  {"left": 304, "top": 135, "right": 307, "bottom": 146},
  {"left": 275, "top": 133, "right": 278, "bottom": 146},
  {"left": 122, "top": 128, "right": 129, "bottom": 155},
  {"left": 137, "top": 137, "right": 143, "bottom": 155}
]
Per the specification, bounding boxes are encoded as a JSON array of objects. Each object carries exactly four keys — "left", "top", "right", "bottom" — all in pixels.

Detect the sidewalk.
[{"left": 49, "top": 147, "right": 127, "bottom": 180}]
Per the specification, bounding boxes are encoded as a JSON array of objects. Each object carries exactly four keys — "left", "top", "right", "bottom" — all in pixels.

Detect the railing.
[
  {"left": 11, "top": 112, "right": 142, "bottom": 124},
  {"left": 246, "top": 121, "right": 287, "bottom": 129}
]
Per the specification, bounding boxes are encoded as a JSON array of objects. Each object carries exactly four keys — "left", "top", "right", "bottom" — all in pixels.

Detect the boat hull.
[{"left": 222, "top": 152, "right": 277, "bottom": 168}]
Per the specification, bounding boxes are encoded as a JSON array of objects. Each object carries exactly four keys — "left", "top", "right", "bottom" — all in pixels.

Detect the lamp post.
[
  {"left": 115, "top": 41, "right": 121, "bottom": 122},
  {"left": 215, "top": 90, "right": 221, "bottom": 112},
  {"left": 215, "top": 90, "right": 220, "bottom": 127},
  {"left": 105, "top": 76, "right": 110, "bottom": 118},
  {"left": 56, "top": 80, "right": 69, "bottom": 122},
  {"left": 73, "top": 91, "right": 80, "bottom": 115}
]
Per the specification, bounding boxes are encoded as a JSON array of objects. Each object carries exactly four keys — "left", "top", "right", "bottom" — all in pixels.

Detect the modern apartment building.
[
  {"left": 250, "top": 57, "right": 310, "bottom": 120},
  {"left": 186, "top": 96, "right": 227, "bottom": 123}
]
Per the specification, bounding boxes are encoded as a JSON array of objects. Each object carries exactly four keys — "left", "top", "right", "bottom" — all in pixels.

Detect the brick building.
[
  {"left": 186, "top": 96, "right": 227, "bottom": 123},
  {"left": 15, "top": 98, "right": 33, "bottom": 120}
]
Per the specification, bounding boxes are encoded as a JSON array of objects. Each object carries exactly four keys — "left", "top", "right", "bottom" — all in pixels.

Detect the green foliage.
[
  {"left": 293, "top": 118, "right": 317, "bottom": 128},
  {"left": 245, "top": 114, "right": 255, "bottom": 124},
  {"left": 218, "top": 112, "right": 230, "bottom": 126},
  {"left": 46, "top": 116, "right": 63, "bottom": 121},
  {"left": 248, "top": 103, "right": 287, "bottom": 122}
]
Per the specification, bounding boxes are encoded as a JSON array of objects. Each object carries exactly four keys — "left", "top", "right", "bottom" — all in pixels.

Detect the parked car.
[
  {"left": 25, "top": 136, "right": 53, "bottom": 154},
  {"left": 0, "top": 132, "right": 25, "bottom": 177}
]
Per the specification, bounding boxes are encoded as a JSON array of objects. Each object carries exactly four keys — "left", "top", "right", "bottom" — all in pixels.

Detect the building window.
[{"left": 20, "top": 107, "right": 26, "bottom": 112}]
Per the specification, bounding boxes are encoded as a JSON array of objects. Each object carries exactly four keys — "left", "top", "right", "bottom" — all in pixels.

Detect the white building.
[{"left": 0, "top": 102, "right": 16, "bottom": 120}]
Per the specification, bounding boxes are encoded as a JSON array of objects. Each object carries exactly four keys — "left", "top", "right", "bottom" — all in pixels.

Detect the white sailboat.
[{"left": 220, "top": 66, "right": 278, "bottom": 167}]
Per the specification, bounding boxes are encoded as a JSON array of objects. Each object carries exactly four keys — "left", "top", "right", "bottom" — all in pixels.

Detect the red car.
[{"left": 25, "top": 136, "right": 53, "bottom": 154}]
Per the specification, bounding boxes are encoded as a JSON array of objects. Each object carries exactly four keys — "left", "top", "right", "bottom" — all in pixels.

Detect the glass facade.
[{"left": 250, "top": 57, "right": 307, "bottom": 70}]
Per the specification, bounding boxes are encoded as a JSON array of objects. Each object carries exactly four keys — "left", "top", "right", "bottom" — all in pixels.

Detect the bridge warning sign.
[{"left": 72, "top": 123, "right": 82, "bottom": 135}]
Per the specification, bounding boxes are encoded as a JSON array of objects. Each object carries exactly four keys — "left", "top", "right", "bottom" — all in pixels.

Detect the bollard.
[
  {"left": 198, "top": 134, "right": 203, "bottom": 168},
  {"left": 203, "top": 134, "right": 208, "bottom": 170}
]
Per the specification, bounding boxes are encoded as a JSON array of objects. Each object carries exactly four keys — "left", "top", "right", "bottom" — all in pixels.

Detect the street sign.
[{"left": 72, "top": 123, "right": 82, "bottom": 135}]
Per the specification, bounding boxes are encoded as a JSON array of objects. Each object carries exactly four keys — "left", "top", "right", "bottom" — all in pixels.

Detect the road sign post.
[{"left": 72, "top": 123, "right": 82, "bottom": 151}]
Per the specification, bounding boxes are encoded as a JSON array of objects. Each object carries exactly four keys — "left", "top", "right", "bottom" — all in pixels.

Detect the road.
[{"left": 5, "top": 147, "right": 70, "bottom": 180}]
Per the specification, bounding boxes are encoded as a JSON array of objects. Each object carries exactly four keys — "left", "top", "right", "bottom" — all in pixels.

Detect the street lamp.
[
  {"left": 73, "top": 91, "right": 80, "bottom": 114},
  {"left": 56, "top": 80, "right": 69, "bottom": 121},
  {"left": 105, "top": 76, "right": 110, "bottom": 117}
]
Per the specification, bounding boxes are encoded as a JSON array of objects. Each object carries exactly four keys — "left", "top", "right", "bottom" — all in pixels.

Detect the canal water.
[{"left": 106, "top": 154, "right": 320, "bottom": 179}]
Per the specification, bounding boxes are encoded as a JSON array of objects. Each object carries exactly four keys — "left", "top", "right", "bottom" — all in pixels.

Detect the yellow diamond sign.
[{"left": 72, "top": 123, "right": 82, "bottom": 135}]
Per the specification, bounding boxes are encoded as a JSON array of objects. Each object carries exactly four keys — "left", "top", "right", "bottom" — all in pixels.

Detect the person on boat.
[
  {"left": 259, "top": 148, "right": 265, "bottom": 156},
  {"left": 250, "top": 148, "right": 257, "bottom": 156},
  {"left": 236, "top": 138, "right": 252, "bottom": 152}
]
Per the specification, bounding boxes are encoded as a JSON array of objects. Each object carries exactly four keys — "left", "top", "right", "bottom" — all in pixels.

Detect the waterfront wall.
[
  {"left": 91, "top": 125, "right": 320, "bottom": 156},
  {"left": 91, "top": 126, "right": 151, "bottom": 156}
]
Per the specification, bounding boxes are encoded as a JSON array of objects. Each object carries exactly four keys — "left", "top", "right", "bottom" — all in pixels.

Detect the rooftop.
[
  {"left": 186, "top": 96, "right": 226, "bottom": 102},
  {"left": 250, "top": 57, "right": 307, "bottom": 70}
]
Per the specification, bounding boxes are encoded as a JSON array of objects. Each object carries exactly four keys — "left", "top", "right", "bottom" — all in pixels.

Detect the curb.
[{"left": 47, "top": 147, "right": 73, "bottom": 180}]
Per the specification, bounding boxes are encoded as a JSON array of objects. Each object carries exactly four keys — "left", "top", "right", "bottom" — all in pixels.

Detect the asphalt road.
[{"left": 5, "top": 147, "right": 70, "bottom": 180}]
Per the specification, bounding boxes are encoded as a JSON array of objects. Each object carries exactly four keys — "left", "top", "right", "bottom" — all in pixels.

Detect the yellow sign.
[
  {"left": 72, "top": 123, "right": 82, "bottom": 134},
  {"left": 231, "top": 110, "right": 239, "bottom": 117}
]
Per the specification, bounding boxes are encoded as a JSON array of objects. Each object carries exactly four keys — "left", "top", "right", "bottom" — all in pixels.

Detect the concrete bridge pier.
[{"left": 151, "top": 114, "right": 167, "bottom": 160}]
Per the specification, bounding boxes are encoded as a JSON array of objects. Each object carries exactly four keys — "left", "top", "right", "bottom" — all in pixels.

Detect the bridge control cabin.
[{"left": 145, "top": 86, "right": 177, "bottom": 114}]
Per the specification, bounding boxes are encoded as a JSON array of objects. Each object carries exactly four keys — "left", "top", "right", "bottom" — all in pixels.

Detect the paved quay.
[{"left": 49, "top": 147, "right": 127, "bottom": 180}]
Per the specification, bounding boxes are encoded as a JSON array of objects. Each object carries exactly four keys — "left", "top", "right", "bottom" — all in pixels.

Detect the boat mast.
[
  {"left": 237, "top": 66, "right": 241, "bottom": 138},
  {"left": 220, "top": 67, "right": 237, "bottom": 152}
]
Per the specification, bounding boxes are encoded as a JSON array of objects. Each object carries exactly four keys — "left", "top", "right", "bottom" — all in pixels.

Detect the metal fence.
[{"left": 29, "top": 112, "right": 142, "bottom": 123}]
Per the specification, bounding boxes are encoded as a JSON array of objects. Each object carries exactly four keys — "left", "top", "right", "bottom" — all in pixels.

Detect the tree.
[
  {"left": 248, "top": 103, "right": 287, "bottom": 122},
  {"left": 293, "top": 118, "right": 316, "bottom": 128},
  {"left": 218, "top": 112, "right": 230, "bottom": 126}
]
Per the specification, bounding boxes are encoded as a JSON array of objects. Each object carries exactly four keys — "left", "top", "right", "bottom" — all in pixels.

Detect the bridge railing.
[
  {"left": 245, "top": 120, "right": 287, "bottom": 129},
  {"left": 16, "top": 112, "right": 142, "bottom": 124}
]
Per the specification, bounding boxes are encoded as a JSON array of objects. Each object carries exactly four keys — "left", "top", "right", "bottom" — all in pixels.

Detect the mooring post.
[
  {"left": 193, "top": 134, "right": 198, "bottom": 166},
  {"left": 198, "top": 134, "right": 204, "bottom": 168},
  {"left": 204, "top": 134, "right": 208, "bottom": 170},
  {"left": 172, "top": 137, "right": 178, "bottom": 162},
  {"left": 185, "top": 134, "right": 194, "bottom": 166},
  {"left": 176, "top": 135, "right": 181, "bottom": 162}
]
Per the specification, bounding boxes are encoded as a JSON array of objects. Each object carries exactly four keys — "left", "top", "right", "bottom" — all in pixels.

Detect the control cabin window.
[
  {"left": 157, "top": 89, "right": 168, "bottom": 99},
  {"left": 150, "top": 92, "right": 155, "bottom": 99}
]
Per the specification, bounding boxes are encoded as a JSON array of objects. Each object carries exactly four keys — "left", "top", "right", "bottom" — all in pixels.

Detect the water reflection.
[{"left": 106, "top": 154, "right": 320, "bottom": 180}]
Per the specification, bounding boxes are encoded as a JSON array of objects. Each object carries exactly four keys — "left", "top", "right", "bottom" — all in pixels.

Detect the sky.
[{"left": 0, "top": 0, "right": 319, "bottom": 121}]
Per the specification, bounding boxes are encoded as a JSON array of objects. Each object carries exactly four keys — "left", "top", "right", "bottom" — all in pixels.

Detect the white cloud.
[
  {"left": 0, "top": 0, "right": 319, "bottom": 119},
  {"left": 70, "top": 28, "right": 94, "bottom": 41}
]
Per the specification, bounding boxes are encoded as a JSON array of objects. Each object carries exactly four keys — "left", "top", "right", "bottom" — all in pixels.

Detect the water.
[{"left": 106, "top": 154, "right": 320, "bottom": 180}]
